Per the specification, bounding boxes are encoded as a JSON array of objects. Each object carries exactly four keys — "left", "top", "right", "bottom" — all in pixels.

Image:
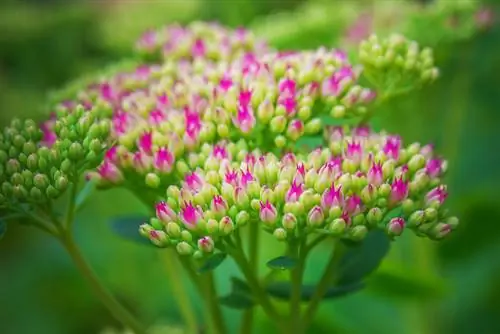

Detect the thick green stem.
[
  {"left": 160, "top": 252, "right": 198, "bottom": 334},
  {"left": 302, "top": 240, "right": 346, "bottom": 328},
  {"left": 289, "top": 238, "right": 307, "bottom": 333},
  {"left": 240, "top": 222, "right": 259, "bottom": 334},
  {"left": 60, "top": 232, "right": 147, "bottom": 334}
]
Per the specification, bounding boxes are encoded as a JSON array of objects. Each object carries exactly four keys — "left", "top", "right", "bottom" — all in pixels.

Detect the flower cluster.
[
  {"left": 88, "top": 48, "right": 378, "bottom": 189},
  {"left": 0, "top": 107, "right": 110, "bottom": 207},
  {"left": 140, "top": 126, "right": 458, "bottom": 256},
  {"left": 359, "top": 34, "right": 439, "bottom": 94},
  {"left": 135, "top": 21, "right": 270, "bottom": 63}
]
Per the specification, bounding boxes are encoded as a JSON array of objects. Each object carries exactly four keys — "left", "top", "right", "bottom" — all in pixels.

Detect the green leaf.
[
  {"left": 75, "top": 180, "right": 95, "bottom": 211},
  {"left": 367, "top": 270, "right": 447, "bottom": 301},
  {"left": 0, "top": 219, "right": 7, "bottom": 240},
  {"left": 266, "top": 256, "right": 298, "bottom": 270},
  {"left": 197, "top": 253, "right": 227, "bottom": 273},
  {"left": 219, "top": 276, "right": 255, "bottom": 309},
  {"left": 109, "top": 215, "right": 154, "bottom": 246},
  {"left": 266, "top": 281, "right": 365, "bottom": 301},
  {"left": 338, "top": 230, "right": 391, "bottom": 285}
]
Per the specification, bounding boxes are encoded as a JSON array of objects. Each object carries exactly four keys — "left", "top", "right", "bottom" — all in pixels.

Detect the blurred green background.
[{"left": 1, "top": 0, "right": 500, "bottom": 333}]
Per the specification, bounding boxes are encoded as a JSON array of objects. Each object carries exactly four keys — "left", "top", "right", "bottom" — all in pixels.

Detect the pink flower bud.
[
  {"left": 285, "top": 180, "right": 304, "bottom": 203},
  {"left": 149, "top": 109, "right": 166, "bottom": 125},
  {"left": 184, "top": 172, "right": 204, "bottom": 192},
  {"left": 105, "top": 146, "right": 118, "bottom": 163},
  {"left": 192, "top": 38, "right": 206, "bottom": 58},
  {"left": 426, "top": 185, "right": 448, "bottom": 206},
  {"left": 211, "top": 195, "right": 228, "bottom": 215},
  {"left": 344, "top": 195, "right": 362, "bottom": 215},
  {"left": 224, "top": 169, "right": 239, "bottom": 186},
  {"left": 259, "top": 200, "right": 277, "bottom": 226},
  {"left": 321, "top": 184, "right": 343, "bottom": 209},
  {"left": 383, "top": 136, "right": 402, "bottom": 160},
  {"left": 240, "top": 168, "right": 255, "bottom": 187},
  {"left": 279, "top": 96, "right": 297, "bottom": 116},
  {"left": 197, "top": 236, "right": 215, "bottom": 253},
  {"left": 138, "top": 132, "right": 153, "bottom": 154},
  {"left": 233, "top": 105, "right": 256, "bottom": 134},
  {"left": 345, "top": 141, "right": 362, "bottom": 163},
  {"left": 154, "top": 147, "right": 175, "bottom": 173},
  {"left": 184, "top": 108, "right": 202, "bottom": 139},
  {"left": 212, "top": 145, "right": 229, "bottom": 160},
  {"left": 367, "top": 162, "right": 383, "bottom": 186},
  {"left": 279, "top": 78, "right": 297, "bottom": 95},
  {"left": 387, "top": 217, "right": 405, "bottom": 236},
  {"left": 97, "top": 161, "right": 123, "bottom": 183},
  {"left": 180, "top": 202, "right": 203, "bottom": 230},
  {"left": 156, "top": 201, "right": 177, "bottom": 223},
  {"left": 390, "top": 177, "right": 409, "bottom": 203},
  {"left": 425, "top": 159, "right": 442, "bottom": 178},
  {"left": 307, "top": 206, "right": 325, "bottom": 227}
]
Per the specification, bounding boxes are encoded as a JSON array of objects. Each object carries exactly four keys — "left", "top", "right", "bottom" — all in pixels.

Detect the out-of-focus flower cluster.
[
  {"left": 359, "top": 34, "right": 439, "bottom": 97},
  {"left": 0, "top": 107, "right": 109, "bottom": 207},
  {"left": 139, "top": 126, "right": 458, "bottom": 256},
  {"left": 136, "top": 22, "right": 270, "bottom": 63}
]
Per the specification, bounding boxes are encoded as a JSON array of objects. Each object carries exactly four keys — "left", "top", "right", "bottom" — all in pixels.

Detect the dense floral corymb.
[
  {"left": 139, "top": 126, "right": 458, "bottom": 256},
  {"left": 0, "top": 107, "right": 110, "bottom": 207},
  {"left": 136, "top": 21, "right": 270, "bottom": 62},
  {"left": 86, "top": 48, "right": 377, "bottom": 190}
]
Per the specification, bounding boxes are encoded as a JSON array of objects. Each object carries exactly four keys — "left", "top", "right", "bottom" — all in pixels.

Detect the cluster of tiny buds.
[
  {"left": 85, "top": 46, "right": 380, "bottom": 189},
  {"left": 139, "top": 126, "right": 458, "bottom": 257},
  {"left": 0, "top": 107, "right": 110, "bottom": 207},
  {"left": 359, "top": 34, "right": 439, "bottom": 86},
  {"left": 135, "top": 21, "right": 270, "bottom": 63}
]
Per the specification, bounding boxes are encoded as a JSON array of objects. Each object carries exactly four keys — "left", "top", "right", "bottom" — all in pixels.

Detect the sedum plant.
[{"left": 1, "top": 21, "right": 457, "bottom": 334}]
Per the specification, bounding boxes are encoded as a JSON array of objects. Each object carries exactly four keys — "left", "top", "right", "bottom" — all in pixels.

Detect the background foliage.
[{"left": 1, "top": 0, "right": 499, "bottom": 333}]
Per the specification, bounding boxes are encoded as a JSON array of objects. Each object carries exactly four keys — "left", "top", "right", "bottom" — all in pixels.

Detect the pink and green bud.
[
  {"left": 260, "top": 200, "right": 278, "bottom": 226},
  {"left": 390, "top": 177, "right": 408, "bottom": 203},
  {"left": 387, "top": 217, "right": 405, "bottom": 237},
  {"left": 180, "top": 202, "right": 204, "bottom": 230},
  {"left": 156, "top": 201, "right": 177, "bottom": 223},
  {"left": 149, "top": 230, "right": 169, "bottom": 247},
  {"left": 219, "top": 216, "right": 234, "bottom": 236},
  {"left": 349, "top": 225, "right": 368, "bottom": 241},
  {"left": 176, "top": 241, "right": 194, "bottom": 255},
  {"left": 307, "top": 206, "right": 325, "bottom": 227},
  {"left": 329, "top": 218, "right": 347, "bottom": 236},
  {"left": 211, "top": 195, "right": 228, "bottom": 216},
  {"left": 367, "top": 162, "right": 383, "bottom": 186},
  {"left": 282, "top": 213, "right": 297, "bottom": 231},
  {"left": 166, "top": 222, "right": 182, "bottom": 238},
  {"left": 426, "top": 185, "right": 448, "bottom": 206},
  {"left": 236, "top": 211, "right": 250, "bottom": 226},
  {"left": 197, "top": 236, "right": 215, "bottom": 253},
  {"left": 273, "top": 227, "right": 287, "bottom": 241}
]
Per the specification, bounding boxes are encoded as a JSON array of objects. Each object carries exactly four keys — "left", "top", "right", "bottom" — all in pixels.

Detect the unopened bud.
[
  {"left": 329, "top": 218, "right": 347, "bottom": 236},
  {"left": 273, "top": 228, "right": 287, "bottom": 241},
  {"left": 219, "top": 216, "right": 234, "bottom": 236},
  {"left": 176, "top": 241, "right": 194, "bottom": 255},
  {"left": 387, "top": 217, "right": 405, "bottom": 237},
  {"left": 236, "top": 211, "right": 250, "bottom": 226},
  {"left": 197, "top": 236, "right": 215, "bottom": 253},
  {"left": 349, "top": 225, "right": 368, "bottom": 241},
  {"left": 166, "top": 222, "right": 182, "bottom": 238}
]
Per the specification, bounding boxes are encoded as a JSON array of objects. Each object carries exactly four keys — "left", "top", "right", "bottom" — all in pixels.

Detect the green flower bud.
[
  {"left": 46, "top": 185, "right": 59, "bottom": 199},
  {"left": 352, "top": 214, "right": 365, "bottom": 226},
  {"left": 145, "top": 173, "right": 161, "bottom": 188},
  {"left": 11, "top": 173, "right": 24, "bottom": 186},
  {"left": 236, "top": 211, "right": 250, "bottom": 226},
  {"left": 408, "top": 154, "right": 425, "bottom": 172},
  {"left": 304, "top": 118, "right": 322, "bottom": 134},
  {"left": 331, "top": 105, "right": 346, "bottom": 118},
  {"left": 367, "top": 207, "right": 383, "bottom": 227},
  {"left": 176, "top": 241, "right": 194, "bottom": 255},
  {"left": 408, "top": 210, "right": 425, "bottom": 227},
  {"left": 270, "top": 116, "right": 287, "bottom": 133},
  {"left": 446, "top": 216, "right": 459, "bottom": 229},
  {"left": 206, "top": 219, "right": 219, "bottom": 234},
  {"left": 6, "top": 159, "right": 20, "bottom": 175},
  {"left": 329, "top": 218, "right": 347, "bottom": 236},
  {"left": 68, "top": 143, "right": 84, "bottom": 161},
  {"left": 166, "top": 222, "right": 182, "bottom": 238},
  {"left": 424, "top": 207, "right": 438, "bottom": 222},
  {"left": 181, "top": 230, "right": 193, "bottom": 242},
  {"left": 328, "top": 206, "right": 343, "bottom": 220},
  {"left": 60, "top": 159, "right": 73, "bottom": 174},
  {"left": 349, "top": 225, "right": 368, "bottom": 241},
  {"left": 274, "top": 135, "right": 287, "bottom": 149},
  {"left": 197, "top": 236, "right": 215, "bottom": 253},
  {"left": 219, "top": 216, "right": 234, "bottom": 236},
  {"left": 55, "top": 176, "right": 69, "bottom": 192},
  {"left": 282, "top": 213, "right": 297, "bottom": 231},
  {"left": 33, "top": 173, "right": 49, "bottom": 190},
  {"left": 23, "top": 141, "right": 37, "bottom": 155},
  {"left": 273, "top": 227, "right": 287, "bottom": 241}
]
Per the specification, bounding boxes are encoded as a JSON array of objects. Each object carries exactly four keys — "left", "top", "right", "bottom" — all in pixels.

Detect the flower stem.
[
  {"left": 59, "top": 231, "right": 147, "bottom": 334},
  {"left": 179, "top": 256, "right": 226, "bottom": 334},
  {"left": 159, "top": 251, "right": 198, "bottom": 334},
  {"left": 289, "top": 238, "right": 307, "bottom": 333},
  {"left": 302, "top": 240, "right": 346, "bottom": 328},
  {"left": 227, "top": 243, "right": 287, "bottom": 333},
  {"left": 240, "top": 222, "right": 259, "bottom": 334},
  {"left": 203, "top": 272, "right": 227, "bottom": 334}
]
